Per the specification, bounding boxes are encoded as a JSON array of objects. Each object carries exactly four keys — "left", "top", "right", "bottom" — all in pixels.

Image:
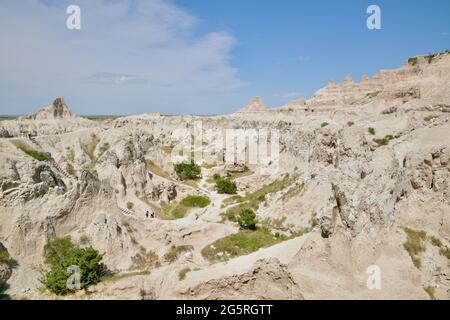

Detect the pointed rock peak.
[
  {"left": 26, "top": 97, "right": 75, "bottom": 120},
  {"left": 361, "top": 74, "right": 370, "bottom": 82},
  {"left": 247, "top": 96, "right": 266, "bottom": 109},
  {"left": 342, "top": 75, "right": 354, "bottom": 83},
  {"left": 236, "top": 97, "right": 268, "bottom": 113},
  {"left": 327, "top": 80, "right": 336, "bottom": 88}
]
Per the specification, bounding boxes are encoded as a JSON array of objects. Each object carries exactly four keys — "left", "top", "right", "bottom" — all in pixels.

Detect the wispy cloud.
[
  {"left": 274, "top": 92, "right": 303, "bottom": 99},
  {"left": 441, "top": 32, "right": 450, "bottom": 36},
  {"left": 0, "top": 0, "right": 245, "bottom": 114}
]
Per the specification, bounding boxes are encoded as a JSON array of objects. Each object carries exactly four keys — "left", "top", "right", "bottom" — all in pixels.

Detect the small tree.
[
  {"left": 174, "top": 161, "right": 201, "bottom": 180},
  {"left": 238, "top": 209, "right": 257, "bottom": 230},
  {"left": 42, "top": 237, "right": 106, "bottom": 295}
]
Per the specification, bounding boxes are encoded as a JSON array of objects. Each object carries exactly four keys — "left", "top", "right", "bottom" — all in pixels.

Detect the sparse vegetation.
[
  {"left": 164, "top": 245, "right": 194, "bottom": 263},
  {"left": 174, "top": 161, "right": 201, "bottom": 180},
  {"left": 439, "top": 246, "right": 450, "bottom": 259},
  {"left": 321, "top": 122, "right": 329, "bottom": 128},
  {"left": 178, "top": 267, "right": 191, "bottom": 280},
  {"left": 366, "top": 91, "right": 381, "bottom": 99},
  {"left": 11, "top": 140, "right": 52, "bottom": 162},
  {"left": 347, "top": 121, "right": 355, "bottom": 127},
  {"left": 66, "top": 163, "right": 75, "bottom": 175},
  {"left": 430, "top": 236, "right": 442, "bottom": 247},
  {"left": 403, "top": 228, "right": 427, "bottom": 269},
  {"left": 41, "top": 237, "right": 106, "bottom": 295},
  {"left": 130, "top": 249, "right": 160, "bottom": 271},
  {"left": 368, "top": 127, "right": 376, "bottom": 135},
  {"left": 222, "top": 174, "right": 298, "bottom": 219},
  {"left": 80, "top": 133, "right": 100, "bottom": 162},
  {"left": 79, "top": 235, "right": 89, "bottom": 245},
  {"left": 373, "top": 134, "right": 395, "bottom": 146},
  {"left": 424, "top": 115, "right": 438, "bottom": 122},
  {"left": 147, "top": 160, "right": 172, "bottom": 179}
]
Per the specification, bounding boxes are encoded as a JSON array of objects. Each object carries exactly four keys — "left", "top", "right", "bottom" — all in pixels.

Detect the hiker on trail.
[{"left": 150, "top": 212, "right": 155, "bottom": 218}]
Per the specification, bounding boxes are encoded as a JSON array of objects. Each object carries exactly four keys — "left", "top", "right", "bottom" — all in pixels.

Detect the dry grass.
[
  {"left": 178, "top": 267, "right": 191, "bottom": 280},
  {"left": 147, "top": 160, "right": 172, "bottom": 180},
  {"left": 403, "top": 228, "right": 427, "bottom": 269},
  {"left": 164, "top": 245, "right": 194, "bottom": 263}
]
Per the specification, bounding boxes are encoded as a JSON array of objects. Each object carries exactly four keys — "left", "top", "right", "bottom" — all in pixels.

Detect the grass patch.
[
  {"left": 366, "top": 91, "right": 381, "bottom": 99},
  {"left": 147, "top": 160, "right": 172, "bottom": 180},
  {"left": 11, "top": 140, "right": 52, "bottom": 162},
  {"left": 180, "top": 195, "right": 211, "bottom": 208},
  {"left": 281, "top": 183, "right": 304, "bottom": 201},
  {"left": 161, "top": 146, "right": 174, "bottom": 154},
  {"left": 164, "top": 245, "right": 194, "bottom": 263},
  {"left": 161, "top": 202, "right": 189, "bottom": 220},
  {"left": 403, "top": 228, "right": 427, "bottom": 269},
  {"left": 439, "top": 246, "right": 450, "bottom": 259},
  {"left": 424, "top": 286, "right": 436, "bottom": 300},
  {"left": 373, "top": 134, "right": 395, "bottom": 146},
  {"left": 201, "top": 229, "right": 285, "bottom": 262},
  {"left": 101, "top": 270, "right": 150, "bottom": 283},
  {"left": 178, "top": 267, "right": 191, "bottom": 280}
]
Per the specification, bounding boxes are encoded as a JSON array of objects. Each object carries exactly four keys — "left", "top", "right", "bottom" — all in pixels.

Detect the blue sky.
[{"left": 0, "top": 0, "right": 449, "bottom": 115}]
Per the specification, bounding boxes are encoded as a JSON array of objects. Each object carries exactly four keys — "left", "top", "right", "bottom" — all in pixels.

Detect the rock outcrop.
[{"left": 25, "top": 98, "right": 75, "bottom": 120}]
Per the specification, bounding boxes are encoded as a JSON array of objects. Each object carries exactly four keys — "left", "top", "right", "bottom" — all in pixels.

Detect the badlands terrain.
[{"left": 0, "top": 50, "right": 449, "bottom": 300}]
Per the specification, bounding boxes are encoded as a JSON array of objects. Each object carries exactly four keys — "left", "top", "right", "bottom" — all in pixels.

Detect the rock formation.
[{"left": 0, "top": 50, "right": 449, "bottom": 300}]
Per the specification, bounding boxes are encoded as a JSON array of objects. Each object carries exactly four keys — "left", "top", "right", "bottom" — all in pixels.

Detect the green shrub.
[
  {"left": 41, "top": 237, "right": 106, "bottom": 295},
  {"left": 347, "top": 121, "right": 355, "bottom": 127},
  {"left": 180, "top": 195, "right": 211, "bottom": 208},
  {"left": 321, "top": 122, "right": 329, "bottom": 128},
  {"left": 237, "top": 209, "right": 257, "bottom": 230},
  {"left": 0, "top": 250, "right": 10, "bottom": 264},
  {"left": 368, "top": 127, "right": 376, "bottom": 135},
  {"left": 215, "top": 176, "right": 237, "bottom": 194},
  {"left": 126, "top": 202, "right": 134, "bottom": 210},
  {"left": 174, "top": 162, "right": 201, "bottom": 180}
]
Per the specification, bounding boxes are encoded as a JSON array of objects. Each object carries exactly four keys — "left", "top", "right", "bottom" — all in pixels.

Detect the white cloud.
[{"left": 0, "top": 0, "right": 245, "bottom": 115}]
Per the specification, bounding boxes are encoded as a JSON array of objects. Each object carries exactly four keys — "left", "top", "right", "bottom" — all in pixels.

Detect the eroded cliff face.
[{"left": 0, "top": 51, "right": 449, "bottom": 300}]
